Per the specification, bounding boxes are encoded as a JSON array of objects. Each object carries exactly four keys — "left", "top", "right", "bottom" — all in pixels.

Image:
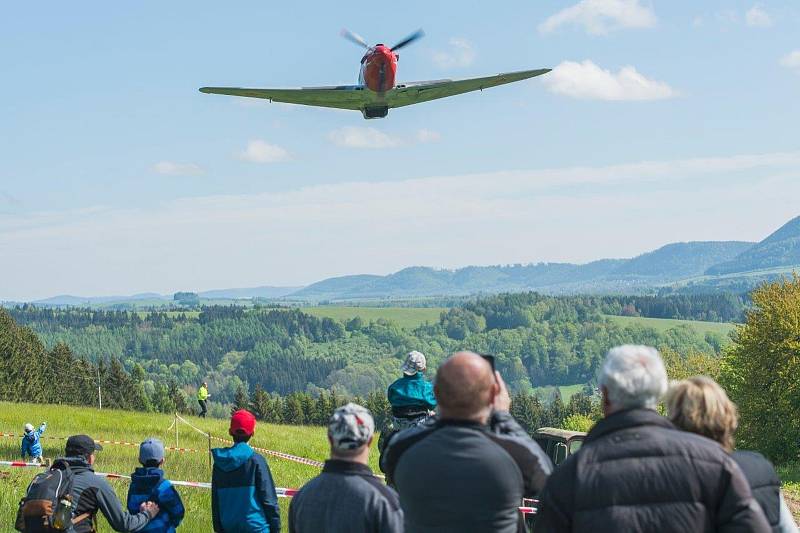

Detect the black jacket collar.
[
  {"left": 585, "top": 408, "right": 675, "bottom": 444},
  {"left": 323, "top": 459, "right": 374, "bottom": 477}
]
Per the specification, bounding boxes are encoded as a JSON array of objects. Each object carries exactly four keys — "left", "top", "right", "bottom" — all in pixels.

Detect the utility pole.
[{"left": 96, "top": 366, "right": 102, "bottom": 410}]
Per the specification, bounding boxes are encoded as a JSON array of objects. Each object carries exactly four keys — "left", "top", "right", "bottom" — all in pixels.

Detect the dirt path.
[{"left": 784, "top": 488, "right": 800, "bottom": 522}]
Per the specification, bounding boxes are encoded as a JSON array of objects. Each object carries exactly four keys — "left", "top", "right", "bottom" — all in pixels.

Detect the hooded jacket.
[
  {"left": 63, "top": 456, "right": 152, "bottom": 533},
  {"left": 212, "top": 442, "right": 280, "bottom": 533},
  {"left": 127, "top": 467, "right": 185, "bottom": 533},
  {"left": 387, "top": 373, "right": 436, "bottom": 413},
  {"left": 21, "top": 423, "right": 46, "bottom": 459},
  {"left": 534, "top": 408, "right": 771, "bottom": 533}
]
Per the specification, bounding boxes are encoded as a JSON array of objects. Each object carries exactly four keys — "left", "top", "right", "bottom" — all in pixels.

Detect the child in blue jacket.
[
  {"left": 21, "top": 421, "right": 46, "bottom": 464},
  {"left": 127, "top": 438, "right": 185, "bottom": 533}
]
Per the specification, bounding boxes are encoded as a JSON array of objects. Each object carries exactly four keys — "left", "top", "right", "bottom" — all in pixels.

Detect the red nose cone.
[{"left": 362, "top": 47, "right": 397, "bottom": 93}]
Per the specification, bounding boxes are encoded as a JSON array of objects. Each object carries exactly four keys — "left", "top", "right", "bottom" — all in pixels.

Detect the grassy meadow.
[
  {"left": 0, "top": 401, "right": 374, "bottom": 532},
  {"left": 300, "top": 306, "right": 446, "bottom": 329},
  {"left": 604, "top": 314, "right": 737, "bottom": 338}
]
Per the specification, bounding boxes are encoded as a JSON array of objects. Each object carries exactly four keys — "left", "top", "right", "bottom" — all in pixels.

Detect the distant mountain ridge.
[
  {"left": 15, "top": 214, "right": 800, "bottom": 305},
  {"left": 706, "top": 216, "right": 800, "bottom": 275},
  {"left": 291, "top": 241, "right": 753, "bottom": 300}
]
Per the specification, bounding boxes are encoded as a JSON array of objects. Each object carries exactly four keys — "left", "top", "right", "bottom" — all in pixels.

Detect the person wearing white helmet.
[{"left": 21, "top": 421, "right": 47, "bottom": 464}]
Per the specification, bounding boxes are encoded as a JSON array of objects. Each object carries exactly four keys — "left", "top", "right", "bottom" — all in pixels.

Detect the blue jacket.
[
  {"left": 387, "top": 373, "right": 437, "bottom": 410},
  {"left": 126, "top": 467, "right": 185, "bottom": 533},
  {"left": 21, "top": 423, "right": 46, "bottom": 459},
  {"left": 212, "top": 442, "right": 280, "bottom": 533}
]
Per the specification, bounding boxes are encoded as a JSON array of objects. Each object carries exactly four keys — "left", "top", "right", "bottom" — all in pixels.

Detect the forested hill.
[
  {"left": 706, "top": 215, "right": 800, "bottom": 275},
  {"left": 292, "top": 242, "right": 751, "bottom": 300},
  {"left": 7, "top": 293, "right": 737, "bottom": 413}
]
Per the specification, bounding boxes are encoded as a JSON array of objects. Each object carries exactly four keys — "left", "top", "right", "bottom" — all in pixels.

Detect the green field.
[
  {"left": 0, "top": 402, "right": 370, "bottom": 532},
  {"left": 301, "top": 306, "right": 446, "bottom": 329},
  {"left": 604, "top": 315, "right": 737, "bottom": 338},
  {"left": 532, "top": 383, "right": 587, "bottom": 403}
]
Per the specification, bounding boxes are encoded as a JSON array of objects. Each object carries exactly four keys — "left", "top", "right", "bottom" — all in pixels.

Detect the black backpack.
[{"left": 15, "top": 459, "right": 82, "bottom": 532}]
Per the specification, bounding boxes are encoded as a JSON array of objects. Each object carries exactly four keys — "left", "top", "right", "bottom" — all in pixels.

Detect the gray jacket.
[
  {"left": 289, "top": 460, "right": 402, "bottom": 533},
  {"left": 381, "top": 410, "right": 553, "bottom": 533},
  {"left": 64, "top": 456, "right": 152, "bottom": 533}
]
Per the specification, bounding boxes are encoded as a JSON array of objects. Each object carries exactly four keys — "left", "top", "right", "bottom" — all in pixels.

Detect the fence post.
[
  {"left": 174, "top": 413, "right": 179, "bottom": 449},
  {"left": 208, "top": 434, "right": 212, "bottom": 473}
]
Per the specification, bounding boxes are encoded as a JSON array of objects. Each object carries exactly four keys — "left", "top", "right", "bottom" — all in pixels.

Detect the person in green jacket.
[
  {"left": 197, "top": 382, "right": 209, "bottom": 418},
  {"left": 387, "top": 351, "right": 437, "bottom": 416},
  {"left": 379, "top": 351, "right": 437, "bottom": 472}
]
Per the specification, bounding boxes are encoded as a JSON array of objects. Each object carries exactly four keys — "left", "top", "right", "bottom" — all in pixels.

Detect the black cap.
[{"left": 65, "top": 435, "right": 103, "bottom": 456}]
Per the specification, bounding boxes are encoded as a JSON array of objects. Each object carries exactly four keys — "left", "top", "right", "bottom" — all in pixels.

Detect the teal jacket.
[{"left": 387, "top": 373, "right": 436, "bottom": 410}]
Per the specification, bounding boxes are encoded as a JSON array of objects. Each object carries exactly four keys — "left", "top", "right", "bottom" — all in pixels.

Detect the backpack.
[{"left": 15, "top": 459, "right": 89, "bottom": 532}]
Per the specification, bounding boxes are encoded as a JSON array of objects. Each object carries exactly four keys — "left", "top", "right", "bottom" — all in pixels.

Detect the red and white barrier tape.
[{"left": 0, "top": 432, "right": 201, "bottom": 453}]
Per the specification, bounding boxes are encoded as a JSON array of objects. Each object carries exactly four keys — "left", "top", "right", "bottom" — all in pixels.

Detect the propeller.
[
  {"left": 340, "top": 28, "right": 370, "bottom": 49},
  {"left": 390, "top": 29, "right": 424, "bottom": 51}
]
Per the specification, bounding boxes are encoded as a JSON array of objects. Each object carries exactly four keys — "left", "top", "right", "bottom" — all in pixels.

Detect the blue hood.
[
  {"left": 131, "top": 466, "right": 164, "bottom": 492},
  {"left": 212, "top": 442, "right": 254, "bottom": 472}
]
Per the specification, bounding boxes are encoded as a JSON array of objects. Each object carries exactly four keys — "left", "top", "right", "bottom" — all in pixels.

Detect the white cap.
[
  {"left": 401, "top": 351, "right": 427, "bottom": 376},
  {"left": 24, "top": 423, "right": 34, "bottom": 433}
]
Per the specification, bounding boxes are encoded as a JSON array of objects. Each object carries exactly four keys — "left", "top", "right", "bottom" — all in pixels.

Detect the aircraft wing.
[
  {"left": 198, "top": 85, "right": 367, "bottom": 110},
  {"left": 385, "top": 68, "right": 551, "bottom": 108}
]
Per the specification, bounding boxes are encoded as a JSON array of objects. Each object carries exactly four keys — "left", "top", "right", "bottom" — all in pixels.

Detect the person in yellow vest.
[{"left": 197, "top": 382, "right": 210, "bottom": 418}]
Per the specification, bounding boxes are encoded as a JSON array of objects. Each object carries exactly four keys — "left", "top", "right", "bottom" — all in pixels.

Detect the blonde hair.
[{"left": 665, "top": 376, "right": 738, "bottom": 452}]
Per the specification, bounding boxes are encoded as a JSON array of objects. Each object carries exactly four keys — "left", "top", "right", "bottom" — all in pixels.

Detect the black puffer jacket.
[
  {"left": 534, "top": 409, "right": 770, "bottom": 533},
  {"left": 732, "top": 450, "right": 782, "bottom": 532}
]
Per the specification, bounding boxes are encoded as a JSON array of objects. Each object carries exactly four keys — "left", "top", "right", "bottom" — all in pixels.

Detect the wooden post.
[
  {"left": 175, "top": 413, "right": 179, "bottom": 449},
  {"left": 208, "top": 434, "right": 213, "bottom": 472}
]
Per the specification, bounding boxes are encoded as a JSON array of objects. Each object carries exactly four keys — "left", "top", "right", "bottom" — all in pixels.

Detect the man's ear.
[{"left": 366, "top": 435, "right": 374, "bottom": 447}]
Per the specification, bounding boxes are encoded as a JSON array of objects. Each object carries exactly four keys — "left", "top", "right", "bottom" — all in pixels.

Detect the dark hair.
[
  {"left": 232, "top": 434, "right": 251, "bottom": 443},
  {"left": 142, "top": 459, "right": 161, "bottom": 468}
]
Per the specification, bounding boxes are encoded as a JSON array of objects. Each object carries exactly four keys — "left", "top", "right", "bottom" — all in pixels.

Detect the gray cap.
[
  {"left": 328, "top": 403, "right": 375, "bottom": 452},
  {"left": 138, "top": 438, "right": 165, "bottom": 464},
  {"left": 401, "top": 351, "right": 427, "bottom": 376}
]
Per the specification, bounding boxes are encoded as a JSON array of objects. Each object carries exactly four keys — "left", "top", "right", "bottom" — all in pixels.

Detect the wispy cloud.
[
  {"left": 544, "top": 60, "right": 677, "bottom": 101},
  {"left": 780, "top": 50, "right": 800, "bottom": 70},
  {"left": 539, "top": 0, "right": 656, "bottom": 35},
  {"left": 432, "top": 38, "right": 475, "bottom": 69},
  {"left": 238, "top": 139, "right": 290, "bottom": 163},
  {"left": 152, "top": 161, "right": 204, "bottom": 176},
  {"left": 416, "top": 129, "right": 442, "bottom": 143},
  {"left": 328, "top": 127, "right": 401, "bottom": 149},
  {"left": 4, "top": 150, "right": 800, "bottom": 299},
  {"left": 745, "top": 5, "right": 772, "bottom": 27}
]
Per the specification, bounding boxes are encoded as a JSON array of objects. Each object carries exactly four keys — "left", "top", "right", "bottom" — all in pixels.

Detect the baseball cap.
[
  {"left": 139, "top": 438, "right": 165, "bottom": 465},
  {"left": 328, "top": 403, "right": 375, "bottom": 452},
  {"left": 401, "top": 351, "right": 427, "bottom": 376},
  {"left": 24, "top": 423, "right": 34, "bottom": 434},
  {"left": 230, "top": 409, "right": 257, "bottom": 437},
  {"left": 66, "top": 435, "right": 103, "bottom": 456}
]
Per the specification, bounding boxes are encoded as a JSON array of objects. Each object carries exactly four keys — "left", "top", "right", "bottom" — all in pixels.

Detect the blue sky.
[{"left": 2, "top": 0, "right": 800, "bottom": 300}]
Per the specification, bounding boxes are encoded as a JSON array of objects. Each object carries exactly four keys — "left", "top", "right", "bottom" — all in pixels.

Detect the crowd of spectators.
[{"left": 14, "top": 345, "right": 798, "bottom": 532}]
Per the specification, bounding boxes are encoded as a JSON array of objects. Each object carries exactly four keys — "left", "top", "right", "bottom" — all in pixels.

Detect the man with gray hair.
[
  {"left": 535, "top": 345, "right": 770, "bottom": 532},
  {"left": 289, "top": 403, "right": 402, "bottom": 533}
]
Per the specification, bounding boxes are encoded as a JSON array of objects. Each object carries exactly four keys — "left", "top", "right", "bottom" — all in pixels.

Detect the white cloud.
[
  {"left": 328, "top": 127, "right": 401, "bottom": 149},
  {"left": 416, "top": 129, "right": 442, "bottom": 143},
  {"left": 544, "top": 60, "right": 678, "bottom": 101},
  {"left": 432, "top": 38, "right": 476, "bottom": 69},
  {"left": 539, "top": 0, "right": 656, "bottom": 35},
  {"left": 745, "top": 5, "right": 772, "bottom": 27},
  {"left": 3, "top": 150, "right": 800, "bottom": 300},
  {"left": 780, "top": 50, "right": 800, "bottom": 70},
  {"left": 238, "top": 139, "right": 290, "bottom": 163},
  {"left": 152, "top": 161, "right": 203, "bottom": 176}
]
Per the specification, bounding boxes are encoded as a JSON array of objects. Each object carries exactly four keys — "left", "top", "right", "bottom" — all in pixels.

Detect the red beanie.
[{"left": 229, "top": 409, "right": 256, "bottom": 437}]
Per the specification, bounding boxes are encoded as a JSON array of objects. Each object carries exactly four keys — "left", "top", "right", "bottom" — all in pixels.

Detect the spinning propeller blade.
[
  {"left": 390, "top": 29, "right": 424, "bottom": 51},
  {"left": 340, "top": 28, "right": 369, "bottom": 49}
]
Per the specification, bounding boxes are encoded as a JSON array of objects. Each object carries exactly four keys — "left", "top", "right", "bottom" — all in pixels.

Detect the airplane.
[{"left": 199, "top": 29, "right": 551, "bottom": 119}]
